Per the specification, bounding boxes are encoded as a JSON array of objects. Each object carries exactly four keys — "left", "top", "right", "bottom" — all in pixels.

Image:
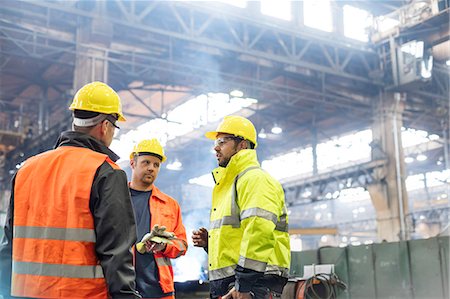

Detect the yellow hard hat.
[
  {"left": 130, "top": 139, "right": 167, "bottom": 162},
  {"left": 205, "top": 115, "right": 258, "bottom": 148},
  {"left": 69, "top": 81, "right": 126, "bottom": 121}
]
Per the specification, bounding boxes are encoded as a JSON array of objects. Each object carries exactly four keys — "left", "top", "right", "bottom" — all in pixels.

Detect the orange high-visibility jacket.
[
  {"left": 147, "top": 186, "right": 188, "bottom": 295},
  {"left": 12, "top": 146, "right": 118, "bottom": 298}
]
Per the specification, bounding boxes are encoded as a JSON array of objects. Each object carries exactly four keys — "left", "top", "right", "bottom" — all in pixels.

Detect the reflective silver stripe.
[
  {"left": 236, "top": 166, "right": 260, "bottom": 180},
  {"left": 12, "top": 261, "right": 104, "bottom": 279},
  {"left": 239, "top": 206, "right": 289, "bottom": 233},
  {"left": 210, "top": 216, "right": 240, "bottom": 229},
  {"left": 265, "top": 265, "right": 290, "bottom": 278},
  {"left": 14, "top": 226, "right": 96, "bottom": 242},
  {"left": 209, "top": 265, "right": 236, "bottom": 281},
  {"left": 211, "top": 166, "right": 281, "bottom": 231},
  {"left": 238, "top": 256, "right": 267, "bottom": 272},
  {"left": 235, "top": 167, "right": 290, "bottom": 233},
  {"left": 240, "top": 207, "right": 278, "bottom": 225},
  {"left": 155, "top": 257, "right": 172, "bottom": 267},
  {"left": 174, "top": 240, "right": 187, "bottom": 258}
]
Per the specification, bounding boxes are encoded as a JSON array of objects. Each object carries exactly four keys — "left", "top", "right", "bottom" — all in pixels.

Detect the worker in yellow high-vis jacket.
[{"left": 192, "top": 115, "right": 290, "bottom": 299}]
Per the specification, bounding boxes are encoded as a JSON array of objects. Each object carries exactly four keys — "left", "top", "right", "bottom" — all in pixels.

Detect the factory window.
[
  {"left": 261, "top": 0, "right": 291, "bottom": 21},
  {"left": 303, "top": 0, "right": 333, "bottom": 32},
  {"left": 217, "top": 0, "right": 247, "bottom": 8},
  {"left": 343, "top": 5, "right": 372, "bottom": 42}
]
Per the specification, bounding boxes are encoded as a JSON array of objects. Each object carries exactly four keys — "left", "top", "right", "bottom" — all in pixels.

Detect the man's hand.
[
  {"left": 222, "top": 287, "right": 252, "bottom": 299},
  {"left": 144, "top": 240, "right": 167, "bottom": 253},
  {"left": 192, "top": 227, "right": 208, "bottom": 248}
]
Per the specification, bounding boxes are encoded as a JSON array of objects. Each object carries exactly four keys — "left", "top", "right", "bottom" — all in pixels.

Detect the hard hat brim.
[
  {"left": 117, "top": 114, "right": 126, "bottom": 122},
  {"left": 205, "top": 131, "right": 219, "bottom": 140},
  {"left": 130, "top": 151, "right": 166, "bottom": 162}
]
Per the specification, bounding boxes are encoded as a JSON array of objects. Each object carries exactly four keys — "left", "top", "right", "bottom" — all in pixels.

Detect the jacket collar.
[
  {"left": 151, "top": 185, "right": 168, "bottom": 202},
  {"left": 212, "top": 149, "right": 260, "bottom": 184},
  {"left": 55, "top": 131, "right": 120, "bottom": 162}
]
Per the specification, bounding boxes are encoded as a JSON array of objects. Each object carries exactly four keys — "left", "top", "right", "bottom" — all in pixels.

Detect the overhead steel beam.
[
  {"left": 1, "top": 0, "right": 381, "bottom": 84},
  {"left": 0, "top": 24, "right": 375, "bottom": 114}
]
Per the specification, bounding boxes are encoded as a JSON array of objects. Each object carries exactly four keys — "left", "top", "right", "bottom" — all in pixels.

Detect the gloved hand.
[
  {"left": 136, "top": 224, "right": 175, "bottom": 254},
  {"left": 149, "top": 224, "right": 175, "bottom": 239}
]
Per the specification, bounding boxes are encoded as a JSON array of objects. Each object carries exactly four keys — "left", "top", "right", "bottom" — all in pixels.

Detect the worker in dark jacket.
[{"left": 0, "top": 81, "right": 140, "bottom": 298}]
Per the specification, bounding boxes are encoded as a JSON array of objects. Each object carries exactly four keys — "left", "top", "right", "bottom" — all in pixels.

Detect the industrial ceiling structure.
[{"left": 1, "top": 1, "right": 449, "bottom": 247}]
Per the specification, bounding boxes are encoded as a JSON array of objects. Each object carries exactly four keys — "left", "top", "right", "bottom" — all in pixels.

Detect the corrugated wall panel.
[
  {"left": 409, "top": 238, "right": 445, "bottom": 299},
  {"left": 347, "top": 245, "right": 377, "bottom": 299}
]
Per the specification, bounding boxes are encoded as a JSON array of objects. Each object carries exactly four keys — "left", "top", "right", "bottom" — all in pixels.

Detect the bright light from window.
[
  {"left": 189, "top": 173, "right": 215, "bottom": 188},
  {"left": 258, "top": 129, "right": 267, "bottom": 139},
  {"left": 290, "top": 235, "right": 303, "bottom": 251},
  {"left": 337, "top": 187, "right": 369, "bottom": 203},
  {"left": 304, "top": 0, "right": 333, "bottom": 32},
  {"left": 402, "top": 128, "right": 429, "bottom": 147},
  {"left": 317, "top": 130, "right": 372, "bottom": 170},
  {"left": 401, "top": 40, "right": 424, "bottom": 59},
  {"left": 230, "top": 89, "right": 244, "bottom": 97},
  {"left": 405, "top": 156, "right": 414, "bottom": 164},
  {"left": 173, "top": 254, "right": 204, "bottom": 282},
  {"left": 406, "top": 170, "right": 450, "bottom": 191},
  {"left": 271, "top": 125, "right": 282, "bottom": 134},
  {"left": 343, "top": 5, "right": 372, "bottom": 42},
  {"left": 216, "top": 0, "right": 247, "bottom": 8},
  {"left": 262, "top": 148, "right": 313, "bottom": 181},
  {"left": 416, "top": 154, "right": 427, "bottom": 161},
  {"left": 420, "top": 55, "right": 433, "bottom": 79},
  {"left": 375, "top": 16, "right": 400, "bottom": 32},
  {"left": 166, "top": 159, "right": 183, "bottom": 171},
  {"left": 110, "top": 93, "right": 257, "bottom": 161},
  {"left": 428, "top": 134, "right": 439, "bottom": 140},
  {"left": 261, "top": 0, "right": 291, "bottom": 21},
  {"left": 261, "top": 130, "right": 372, "bottom": 181}
]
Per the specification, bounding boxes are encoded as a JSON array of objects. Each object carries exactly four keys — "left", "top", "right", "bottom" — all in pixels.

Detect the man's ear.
[
  {"left": 130, "top": 157, "right": 136, "bottom": 169},
  {"left": 99, "top": 120, "right": 109, "bottom": 136},
  {"left": 236, "top": 141, "right": 245, "bottom": 151}
]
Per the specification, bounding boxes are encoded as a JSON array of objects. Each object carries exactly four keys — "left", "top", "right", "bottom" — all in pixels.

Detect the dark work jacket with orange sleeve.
[{"left": 0, "top": 131, "right": 140, "bottom": 299}]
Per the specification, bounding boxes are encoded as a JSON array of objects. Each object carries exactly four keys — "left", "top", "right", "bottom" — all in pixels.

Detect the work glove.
[
  {"left": 136, "top": 224, "right": 175, "bottom": 254},
  {"left": 149, "top": 224, "right": 175, "bottom": 239}
]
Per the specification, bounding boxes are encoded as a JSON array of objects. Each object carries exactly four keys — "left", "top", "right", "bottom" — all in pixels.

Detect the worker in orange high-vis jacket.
[
  {"left": 129, "top": 139, "right": 188, "bottom": 299},
  {"left": 0, "top": 82, "right": 140, "bottom": 299}
]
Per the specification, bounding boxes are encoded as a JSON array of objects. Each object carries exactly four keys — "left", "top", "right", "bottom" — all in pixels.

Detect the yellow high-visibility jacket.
[{"left": 208, "top": 149, "right": 290, "bottom": 289}]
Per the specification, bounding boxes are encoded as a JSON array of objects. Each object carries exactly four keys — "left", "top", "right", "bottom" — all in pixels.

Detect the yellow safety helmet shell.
[
  {"left": 69, "top": 81, "right": 126, "bottom": 121},
  {"left": 205, "top": 115, "right": 258, "bottom": 148},
  {"left": 130, "top": 139, "right": 167, "bottom": 162}
]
